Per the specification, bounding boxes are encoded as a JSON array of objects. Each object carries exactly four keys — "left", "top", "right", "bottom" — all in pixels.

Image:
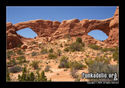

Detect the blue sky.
[{"left": 6, "top": 6, "right": 117, "bottom": 40}]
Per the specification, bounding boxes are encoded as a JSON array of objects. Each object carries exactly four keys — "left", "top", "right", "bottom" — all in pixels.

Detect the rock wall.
[{"left": 6, "top": 6, "right": 119, "bottom": 49}]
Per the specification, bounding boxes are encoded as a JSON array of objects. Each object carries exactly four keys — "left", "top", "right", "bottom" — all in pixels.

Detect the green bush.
[
  {"left": 58, "top": 56, "right": 69, "bottom": 68},
  {"left": 17, "top": 50, "right": 24, "bottom": 55},
  {"left": 48, "top": 53, "right": 57, "bottom": 59},
  {"left": 18, "top": 67, "right": 50, "bottom": 82},
  {"left": 41, "top": 48, "right": 48, "bottom": 54},
  {"left": 69, "top": 42, "right": 83, "bottom": 52},
  {"left": 64, "top": 47, "right": 70, "bottom": 52},
  {"left": 31, "top": 52, "right": 38, "bottom": 56},
  {"left": 9, "top": 66, "right": 22, "bottom": 73},
  {"left": 57, "top": 49, "right": 61, "bottom": 56},
  {"left": 44, "top": 65, "right": 50, "bottom": 72},
  {"left": 69, "top": 61, "right": 84, "bottom": 70},
  {"left": 88, "top": 44, "right": 102, "bottom": 50},
  {"left": 84, "top": 58, "right": 94, "bottom": 66},
  {"left": 30, "top": 61, "right": 39, "bottom": 70},
  {"left": 49, "top": 48, "right": 53, "bottom": 53},
  {"left": 16, "top": 56, "right": 26, "bottom": 64},
  {"left": 76, "top": 37, "right": 82, "bottom": 44}
]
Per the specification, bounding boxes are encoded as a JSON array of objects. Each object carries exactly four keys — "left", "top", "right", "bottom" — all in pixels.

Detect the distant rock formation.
[{"left": 6, "top": 6, "right": 119, "bottom": 49}]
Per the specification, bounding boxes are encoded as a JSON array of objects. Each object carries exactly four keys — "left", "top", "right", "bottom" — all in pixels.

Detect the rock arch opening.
[
  {"left": 16, "top": 28, "right": 38, "bottom": 38},
  {"left": 88, "top": 30, "right": 108, "bottom": 41}
]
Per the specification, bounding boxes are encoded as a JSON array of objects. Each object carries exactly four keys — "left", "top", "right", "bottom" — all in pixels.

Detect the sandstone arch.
[
  {"left": 88, "top": 29, "right": 108, "bottom": 41},
  {"left": 14, "top": 20, "right": 61, "bottom": 37},
  {"left": 6, "top": 7, "right": 119, "bottom": 49},
  {"left": 16, "top": 28, "right": 38, "bottom": 38}
]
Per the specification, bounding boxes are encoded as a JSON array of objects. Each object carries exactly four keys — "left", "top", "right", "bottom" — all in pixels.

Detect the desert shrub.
[
  {"left": 84, "top": 58, "right": 95, "bottom": 66},
  {"left": 31, "top": 52, "right": 38, "bottom": 56},
  {"left": 101, "top": 48, "right": 116, "bottom": 52},
  {"left": 57, "top": 49, "right": 61, "bottom": 56},
  {"left": 60, "top": 43, "right": 63, "bottom": 47},
  {"left": 49, "top": 48, "right": 53, "bottom": 53},
  {"left": 44, "top": 65, "right": 50, "bottom": 72},
  {"left": 48, "top": 53, "right": 57, "bottom": 59},
  {"left": 32, "top": 41, "right": 37, "bottom": 44},
  {"left": 9, "top": 65, "right": 22, "bottom": 73},
  {"left": 76, "top": 37, "right": 82, "bottom": 44},
  {"left": 69, "top": 42, "right": 83, "bottom": 52},
  {"left": 58, "top": 56, "right": 69, "bottom": 68},
  {"left": 7, "top": 50, "right": 15, "bottom": 58},
  {"left": 69, "top": 61, "right": 84, "bottom": 70},
  {"left": 70, "top": 67, "right": 78, "bottom": 78},
  {"left": 40, "top": 48, "right": 48, "bottom": 54},
  {"left": 6, "top": 66, "right": 11, "bottom": 81},
  {"left": 17, "top": 50, "right": 24, "bottom": 55},
  {"left": 64, "top": 47, "right": 70, "bottom": 52},
  {"left": 88, "top": 61, "right": 119, "bottom": 82},
  {"left": 7, "top": 58, "right": 17, "bottom": 66},
  {"left": 113, "top": 48, "right": 119, "bottom": 62},
  {"left": 95, "top": 56, "right": 110, "bottom": 64},
  {"left": 18, "top": 66, "right": 50, "bottom": 82},
  {"left": 39, "top": 71, "right": 47, "bottom": 82},
  {"left": 30, "top": 61, "right": 39, "bottom": 70},
  {"left": 88, "top": 44, "right": 102, "bottom": 50},
  {"left": 16, "top": 56, "right": 26, "bottom": 64}
]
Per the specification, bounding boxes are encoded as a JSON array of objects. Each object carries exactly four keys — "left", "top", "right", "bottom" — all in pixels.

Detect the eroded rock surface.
[{"left": 6, "top": 7, "right": 119, "bottom": 49}]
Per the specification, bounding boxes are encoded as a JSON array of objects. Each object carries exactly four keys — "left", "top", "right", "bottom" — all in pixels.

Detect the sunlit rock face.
[{"left": 6, "top": 7, "right": 119, "bottom": 49}]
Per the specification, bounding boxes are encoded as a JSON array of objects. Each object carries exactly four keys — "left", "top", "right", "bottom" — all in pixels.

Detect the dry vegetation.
[{"left": 6, "top": 37, "right": 119, "bottom": 82}]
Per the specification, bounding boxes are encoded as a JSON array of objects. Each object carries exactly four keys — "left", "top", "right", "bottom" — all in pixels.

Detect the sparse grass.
[
  {"left": 30, "top": 61, "right": 39, "bottom": 70},
  {"left": 58, "top": 56, "right": 84, "bottom": 70},
  {"left": 48, "top": 53, "right": 57, "bottom": 59},
  {"left": 69, "top": 42, "right": 83, "bottom": 52},
  {"left": 113, "top": 47, "right": 119, "bottom": 62},
  {"left": 7, "top": 58, "right": 17, "bottom": 67},
  {"left": 17, "top": 50, "right": 24, "bottom": 55},
  {"left": 101, "top": 48, "right": 116, "bottom": 52},
  {"left": 31, "top": 41, "right": 37, "bottom": 45},
  {"left": 7, "top": 50, "right": 15, "bottom": 58},
  {"left": 16, "top": 56, "right": 27, "bottom": 64},
  {"left": 88, "top": 44, "right": 102, "bottom": 50},
  {"left": 58, "top": 56, "right": 69, "bottom": 68},
  {"left": 69, "top": 61, "right": 84, "bottom": 70}
]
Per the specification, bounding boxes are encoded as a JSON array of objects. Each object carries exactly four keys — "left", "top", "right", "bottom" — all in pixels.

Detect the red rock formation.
[
  {"left": 14, "top": 20, "right": 61, "bottom": 37},
  {"left": 6, "top": 6, "right": 119, "bottom": 49}
]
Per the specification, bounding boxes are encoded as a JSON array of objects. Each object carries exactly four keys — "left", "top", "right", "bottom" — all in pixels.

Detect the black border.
[{"left": 0, "top": 0, "right": 120, "bottom": 88}]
